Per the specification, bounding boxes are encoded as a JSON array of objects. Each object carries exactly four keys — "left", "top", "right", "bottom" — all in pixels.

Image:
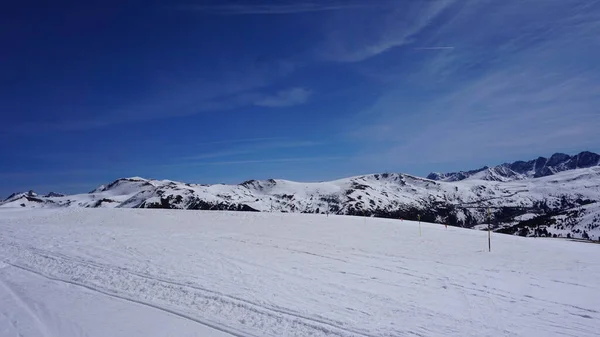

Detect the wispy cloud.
[
  {"left": 320, "top": 0, "right": 456, "bottom": 62},
  {"left": 181, "top": 2, "right": 370, "bottom": 15},
  {"left": 9, "top": 60, "right": 299, "bottom": 134},
  {"left": 414, "top": 46, "right": 454, "bottom": 50},
  {"left": 168, "top": 156, "right": 344, "bottom": 167},
  {"left": 194, "top": 137, "right": 288, "bottom": 146},
  {"left": 348, "top": 0, "right": 600, "bottom": 169},
  {"left": 181, "top": 140, "right": 322, "bottom": 160},
  {"left": 254, "top": 87, "right": 312, "bottom": 107}
]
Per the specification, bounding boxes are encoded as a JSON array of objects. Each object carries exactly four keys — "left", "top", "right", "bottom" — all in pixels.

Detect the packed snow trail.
[
  {"left": 0, "top": 208, "right": 599, "bottom": 336},
  {"left": 0, "top": 263, "right": 233, "bottom": 337}
]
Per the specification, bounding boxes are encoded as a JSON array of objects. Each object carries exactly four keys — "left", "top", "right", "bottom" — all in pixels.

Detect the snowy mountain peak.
[
  {"left": 426, "top": 166, "right": 489, "bottom": 182},
  {"left": 429, "top": 151, "right": 600, "bottom": 182},
  {"left": 92, "top": 177, "right": 153, "bottom": 194},
  {"left": 124, "top": 176, "right": 149, "bottom": 182},
  {"left": 4, "top": 190, "right": 37, "bottom": 202},
  {"left": 90, "top": 185, "right": 107, "bottom": 193},
  {"left": 239, "top": 178, "right": 278, "bottom": 190}
]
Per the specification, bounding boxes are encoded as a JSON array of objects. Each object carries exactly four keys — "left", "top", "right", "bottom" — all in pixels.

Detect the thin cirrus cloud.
[
  {"left": 414, "top": 46, "right": 455, "bottom": 50},
  {"left": 9, "top": 60, "right": 299, "bottom": 134},
  {"left": 167, "top": 156, "right": 344, "bottom": 167},
  {"left": 347, "top": 0, "right": 600, "bottom": 170},
  {"left": 181, "top": 2, "right": 372, "bottom": 15},
  {"left": 186, "top": 1, "right": 456, "bottom": 63},
  {"left": 193, "top": 137, "right": 288, "bottom": 146},
  {"left": 181, "top": 140, "right": 322, "bottom": 161},
  {"left": 320, "top": 0, "right": 456, "bottom": 63},
  {"left": 12, "top": 85, "right": 310, "bottom": 134},
  {"left": 254, "top": 87, "right": 312, "bottom": 107}
]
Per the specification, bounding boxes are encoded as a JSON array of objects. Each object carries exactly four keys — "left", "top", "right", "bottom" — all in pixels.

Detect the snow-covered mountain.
[
  {"left": 4, "top": 190, "right": 38, "bottom": 203},
  {"left": 3, "top": 152, "right": 600, "bottom": 240},
  {"left": 2, "top": 190, "right": 65, "bottom": 205},
  {"left": 428, "top": 151, "right": 600, "bottom": 182}
]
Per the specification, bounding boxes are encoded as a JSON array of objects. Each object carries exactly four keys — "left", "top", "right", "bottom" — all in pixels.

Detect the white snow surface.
[
  {"left": 0, "top": 265, "right": 231, "bottom": 337},
  {"left": 1, "top": 208, "right": 599, "bottom": 337}
]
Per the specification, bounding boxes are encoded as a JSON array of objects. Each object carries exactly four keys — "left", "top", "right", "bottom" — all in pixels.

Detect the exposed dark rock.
[{"left": 44, "top": 192, "right": 65, "bottom": 197}]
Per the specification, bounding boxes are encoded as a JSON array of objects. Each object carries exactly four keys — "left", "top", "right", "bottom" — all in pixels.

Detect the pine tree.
[{"left": 582, "top": 231, "right": 589, "bottom": 240}]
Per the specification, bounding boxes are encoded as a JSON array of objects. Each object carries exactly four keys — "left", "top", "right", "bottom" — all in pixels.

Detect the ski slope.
[
  {"left": 0, "top": 209, "right": 599, "bottom": 337},
  {"left": 0, "top": 265, "right": 231, "bottom": 337}
]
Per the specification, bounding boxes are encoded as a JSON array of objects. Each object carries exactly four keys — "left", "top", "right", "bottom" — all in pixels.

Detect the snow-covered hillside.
[
  {"left": 2, "top": 152, "right": 599, "bottom": 240},
  {"left": 0, "top": 209, "right": 598, "bottom": 337}
]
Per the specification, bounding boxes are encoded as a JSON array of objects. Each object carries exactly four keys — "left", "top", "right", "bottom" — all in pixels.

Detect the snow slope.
[
  {"left": 0, "top": 265, "right": 230, "bottom": 337},
  {"left": 0, "top": 208, "right": 599, "bottom": 337}
]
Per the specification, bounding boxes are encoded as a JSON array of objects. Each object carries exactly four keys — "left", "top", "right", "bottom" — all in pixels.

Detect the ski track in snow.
[
  {"left": 4, "top": 252, "right": 374, "bottom": 337},
  {"left": 0, "top": 275, "right": 53, "bottom": 337},
  {"left": 1, "top": 208, "right": 599, "bottom": 337}
]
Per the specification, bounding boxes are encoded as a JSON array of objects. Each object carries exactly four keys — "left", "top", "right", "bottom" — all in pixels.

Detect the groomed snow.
[
  {"left": 0, "top": 208, "right": 599, "bottom": 336},
  {"left": 0, "top": 266, "right": 231, "bottom": 337}
]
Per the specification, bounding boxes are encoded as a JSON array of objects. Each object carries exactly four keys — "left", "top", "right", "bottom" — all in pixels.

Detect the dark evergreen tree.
[{"left": 582, "top": 231, "right": 589, "bottom": 240}]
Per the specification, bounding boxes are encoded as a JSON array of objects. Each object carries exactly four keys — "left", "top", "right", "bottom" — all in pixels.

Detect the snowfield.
[{"left": 0, "top": 209, "right": 599, "bottom": 337}]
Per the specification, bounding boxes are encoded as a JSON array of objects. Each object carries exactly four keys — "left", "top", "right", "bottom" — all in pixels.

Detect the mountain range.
[
  {"left": 2, "top": 151, "right": 599, "bottom": 240},
  {"left": 427, "top": 151, "right": 600, "bottom": 182}
]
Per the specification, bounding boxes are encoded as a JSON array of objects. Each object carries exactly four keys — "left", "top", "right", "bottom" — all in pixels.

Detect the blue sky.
[{"left": 2, "top": 0, "right": 600, "bottom": 196}]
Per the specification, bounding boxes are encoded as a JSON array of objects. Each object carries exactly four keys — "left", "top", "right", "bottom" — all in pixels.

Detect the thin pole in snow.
[
  {"left": 487, "top": 208, "right": 491, "bottom": 252},
  {"left": 418, "top": 214, "right": 422, "bottom": 237}
]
